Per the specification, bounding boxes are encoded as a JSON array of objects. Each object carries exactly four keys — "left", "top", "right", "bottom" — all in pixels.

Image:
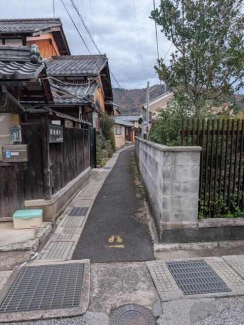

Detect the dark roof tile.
[
  {"left": 0, "top": 18, "right": 61, "bottom": 34},
  {"left": 0, "top": 61, "right": 45, "bottom": 80},
  {"left": 46, "top": 55, "right": 108, "bottom": 76},
  {"left": 0, "top": 46, "right": 45, "bottom": 80}
]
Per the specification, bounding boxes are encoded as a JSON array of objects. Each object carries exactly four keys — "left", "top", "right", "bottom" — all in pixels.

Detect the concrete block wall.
[{"left": 135, "top": 137, "right": 202, "bottom": 241}]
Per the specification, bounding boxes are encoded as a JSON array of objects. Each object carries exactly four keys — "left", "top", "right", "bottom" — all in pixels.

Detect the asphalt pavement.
[{"left": 72, "top": 147, "right": 154, "bottom": 262}]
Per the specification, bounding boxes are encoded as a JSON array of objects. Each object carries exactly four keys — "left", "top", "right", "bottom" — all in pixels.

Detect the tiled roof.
[
  {"left": 115, "top": 115, "right": 142, "bottom": 122},
  {"left": 0, "top": 46, "right": 45, "bottom": 80},
  {"left": 50, "top": 79, "right": 98, "bottom": 105},
  {"left": 46, "top": 55, "right": 108, "bottom": 77},
  {"left": 0, "top": 46, "right": 32, "bottom": 61},
  {"left": 114, "top": 117, "right": 134, "bottom": 127},
  {"left": 0, "top": 18, "right": 61, "bottom": 34}
]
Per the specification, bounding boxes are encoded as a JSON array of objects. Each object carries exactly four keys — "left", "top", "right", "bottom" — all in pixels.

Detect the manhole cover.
[
  {"left": 69, "top": 207, "right": 89, "bottom": 217},
  {"left": 166, "top": 259, "right": 231, "bottom": 295},
  {"left": 110, "top": 304, "right": 155, "bottom": 325},
  {"left": 0, "top": 263, "right": 84, "bottom": 313}
]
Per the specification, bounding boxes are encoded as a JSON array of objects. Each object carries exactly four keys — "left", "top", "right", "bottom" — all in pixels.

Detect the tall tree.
[{"left": 151, "top": 0, "right": 244, "bottom": 116}]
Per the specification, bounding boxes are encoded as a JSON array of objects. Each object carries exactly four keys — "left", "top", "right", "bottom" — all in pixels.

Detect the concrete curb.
[
  {"left": 0, "top": 223, "right": 52, "bottom": 252},
  {"left": 154, "top": 240, "right": 244, "bottom": 252}
]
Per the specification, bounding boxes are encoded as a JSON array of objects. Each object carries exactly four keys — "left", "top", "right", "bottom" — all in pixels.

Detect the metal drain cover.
[
  {"left": 69, "top": 207, "right": 89, "bottom": 217},
  {"left": 110, "top": 304, "right": 155, "bottom": 325},
  {"left": 166, "top": 259, "right": 231, "bottom": 295},
  {"left": 0, "top": 263, "right": 84, "bottom": 313}
]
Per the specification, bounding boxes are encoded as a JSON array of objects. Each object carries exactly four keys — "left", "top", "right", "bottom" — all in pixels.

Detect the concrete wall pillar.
[{"left": 135, "top": 137, "right": 202, "bottom": 242}]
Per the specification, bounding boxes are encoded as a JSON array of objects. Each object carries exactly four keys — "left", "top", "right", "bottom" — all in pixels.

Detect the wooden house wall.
[
  {"left": 27, "top": 34, "right": 60, "bottom": 58},
  {"left": 0, "top": 163, "right": 24, "bottom": 220},
  {"left": 94, "top": 83, "right": 105, "bottom": 113},
  {"left": 0, "top": 122, "right": 91, "bottom": 219},
  {"left": 49, "top": 127, "right": 90, "bottom": 195}
]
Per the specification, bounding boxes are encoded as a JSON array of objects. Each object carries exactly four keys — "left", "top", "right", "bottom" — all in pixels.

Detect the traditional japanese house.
[
  {"left": 114, "top": 117, "right": 134, "bottom": 149},
  {"left": 0, "top": 18, "right": 70, "bottom": 57},
  {"left": 0, "top": 19, "right": 114, "bottom": 130},
  {"left": 46, "top": 54, "right": 114, "bottom": 129},
  {"left": 0, "top": 45, "right": 94, "bottom": 222},
  {"left": 0, "top": 18, "right": 114, "bottom": 222},
  {"left": 114, "top": 115, "right": 143, "bottom": 138}
]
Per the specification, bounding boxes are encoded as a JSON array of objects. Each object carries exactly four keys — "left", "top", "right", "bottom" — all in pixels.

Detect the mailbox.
[{"left": 2, "top": 145, "right": 28, "bottom": 162}]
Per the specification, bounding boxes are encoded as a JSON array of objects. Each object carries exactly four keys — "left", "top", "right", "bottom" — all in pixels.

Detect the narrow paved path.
[{"left": 72, "top": 147, "right": 154, "bottom": 262}]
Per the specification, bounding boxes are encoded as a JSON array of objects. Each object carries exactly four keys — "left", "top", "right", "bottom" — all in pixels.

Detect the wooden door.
[{"left": 0, "top": 163, "right": 23, "bottom": 220}]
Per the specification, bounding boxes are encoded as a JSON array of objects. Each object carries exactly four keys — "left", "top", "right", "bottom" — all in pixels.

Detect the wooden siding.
[
  {"left": 27, "top": 34, "right": 60, "bottom": 58},
  {"left": 49, "top": 127, "right": 90, "bottom": 195},
  {"left": 94, "top": 83, "right": 105, "bottom": 113},
  {"left": 0, "top": 163, "right": 24, "bottom": 219}
]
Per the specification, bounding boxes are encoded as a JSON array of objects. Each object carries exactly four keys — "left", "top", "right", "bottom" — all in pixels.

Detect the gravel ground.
[
  {"left": 196, "top": 297, "right": 244, "bottom": 325},
  {"left": 1, "top": 312, "right": 110, "bottom": 325},
  {"left": 1, "top": 317, "right": 87, "bottom": 325}
]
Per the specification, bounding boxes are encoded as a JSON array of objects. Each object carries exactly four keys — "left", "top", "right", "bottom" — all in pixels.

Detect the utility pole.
[{"left": 146, "top": 81, "right": 150, "bottom": 139}]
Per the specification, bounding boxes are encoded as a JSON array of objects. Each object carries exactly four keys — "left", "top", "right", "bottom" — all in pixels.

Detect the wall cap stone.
[{"left": 135, "top": 137, "right": 202, "bottom": 152}]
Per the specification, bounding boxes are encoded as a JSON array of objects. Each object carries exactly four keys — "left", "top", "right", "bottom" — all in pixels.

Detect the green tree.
[
  {"left": 151, "top": 0, "right": 244, "bottom": 116},
  {"left": 149, "top": 98, "right": 192, "bottom": 145},
  {"left": 101, "top": 113, "right": 116, "bottom": 153}
]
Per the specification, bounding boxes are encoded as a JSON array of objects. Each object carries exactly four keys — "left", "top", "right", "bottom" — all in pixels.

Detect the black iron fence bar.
[
  {"left": 180, "top": 118, "right": 244, "bottom": 218},
  {"left": 238, "top": 120, "right": 244, "bottom": 207}
]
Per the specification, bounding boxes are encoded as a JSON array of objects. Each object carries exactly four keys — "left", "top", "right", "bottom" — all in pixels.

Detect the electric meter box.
[{"left": 2, "top": 145, "right": 28, "bottom": 162}]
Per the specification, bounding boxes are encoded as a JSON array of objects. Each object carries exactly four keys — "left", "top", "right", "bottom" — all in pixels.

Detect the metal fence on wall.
[{"left": 181, "top": 119, "right": 244, "bottom": 218}]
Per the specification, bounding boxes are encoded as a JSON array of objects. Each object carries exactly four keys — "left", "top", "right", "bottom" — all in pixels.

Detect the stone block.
[
  {"left": 171, "top": 165, "right": 200, "bottom": 182},
  {"left": 162, "top": 196, "right": 171, "bottom": 210},
  {"left": 162, "top": 210, "right": 171, "bottom": 222},
  {"left": 162, "top": 166, "right": 171, "bottom": 180},
  {"left": 171, "top": 209, "right": 198, "bottom": 223},
  {"left": 162, "top": 152, "right": 172, "bottom": 166},
  {"left": 171, "top": 181, "right": 199, "bottom": 195},
  {"left": 172, "top": 151, "right": 200, "bottom": 166},
  {"left": 171, "top": 196, "right": 198, "bottom": 210},
  {"left": 163, "top": 181, "right": 171, "bottom": 195}
]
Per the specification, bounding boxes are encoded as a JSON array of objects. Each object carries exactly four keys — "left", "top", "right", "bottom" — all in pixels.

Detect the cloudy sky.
[{"left": 0, "top": 0, "right": 171, "bottom": 89}]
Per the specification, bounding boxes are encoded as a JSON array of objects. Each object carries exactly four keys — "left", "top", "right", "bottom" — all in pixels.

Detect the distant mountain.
[{"left": 113, "top": 84, "right": 165, "bottom": 115}]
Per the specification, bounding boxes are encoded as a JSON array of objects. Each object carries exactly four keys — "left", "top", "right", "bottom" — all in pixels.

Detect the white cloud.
[{"left": 0, "top": 0, "right": 172, "bottom": 89}]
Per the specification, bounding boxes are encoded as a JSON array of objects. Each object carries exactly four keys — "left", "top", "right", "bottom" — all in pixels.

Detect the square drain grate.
[
  {"left": 69, "top": 207, "right": 89, "bottom": 217},
  {"left": 166, "top": 259, "right": 231, "bottom": 295},
  {"left": 0, "top": 263, "right": 84, "bottom": 313}
]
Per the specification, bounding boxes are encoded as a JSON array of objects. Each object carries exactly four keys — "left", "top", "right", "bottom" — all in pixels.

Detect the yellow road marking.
[
  {"left": 107, "top": 235, "right": 125, "bottom": 248},
  {"left": 105, "top": 245, "right": 125, "bottom": 249}
]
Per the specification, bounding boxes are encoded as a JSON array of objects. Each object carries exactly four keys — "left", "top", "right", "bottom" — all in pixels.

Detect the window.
[{"left": 115, "top": 126, "right": 122, "bottom": 135}]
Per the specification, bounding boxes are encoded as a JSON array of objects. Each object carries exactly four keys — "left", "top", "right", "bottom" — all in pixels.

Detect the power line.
[
  {"left": 60, "top": 0, "right": 92, "bottom": 55},
  {"left": 132, "top": 0, "right": 146, "bottom": 74},
  {"left": 68, "top": 0, "right": 130, "bottom": 93},
  {"left": 62, "top": 0, "right": 145, "bottom": 106},
  {"left": 69, "top": 0, "right": 102, "bottom": 55},
  {"left": 163, "top": 43, "right": 173, "bottom": 61},
  {"left": 153, "top": 0, "right": 162, "bottom": 85},
  {"left": 153, "top": 0, "right": 160, "bottom": 64}
]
